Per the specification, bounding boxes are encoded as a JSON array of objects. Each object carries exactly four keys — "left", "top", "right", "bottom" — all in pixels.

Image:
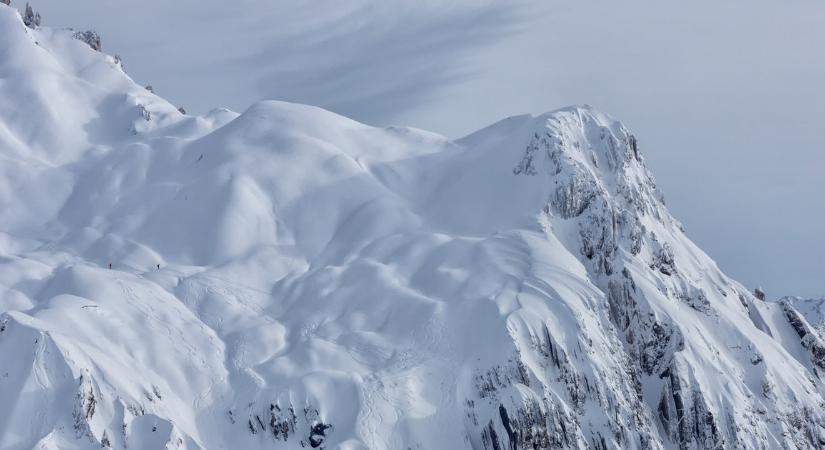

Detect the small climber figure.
[
  {"left": 157, "top": 263, "right": 160, "bottom": 270},
  {"left": 108, "top": 263, "right": 112, "bottom": 269}
]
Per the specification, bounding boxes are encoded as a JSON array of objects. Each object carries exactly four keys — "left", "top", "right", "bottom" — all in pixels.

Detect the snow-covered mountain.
[{"left": 1, "top": 5, "right": 823, "bottom": 449}]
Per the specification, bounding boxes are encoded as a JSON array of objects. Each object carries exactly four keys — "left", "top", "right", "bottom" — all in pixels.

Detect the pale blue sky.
[{"left": 32, "top": 0, "right": 825, "bottom": 298}]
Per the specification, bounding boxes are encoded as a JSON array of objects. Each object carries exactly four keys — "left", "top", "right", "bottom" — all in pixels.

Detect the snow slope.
[{"left": 0, "top": 5, "right": 823, "bottom": 449}]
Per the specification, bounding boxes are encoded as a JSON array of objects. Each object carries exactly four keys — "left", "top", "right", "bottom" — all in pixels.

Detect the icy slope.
[{"left": 0, "top": 5, "right": 823, "bottom": 449}]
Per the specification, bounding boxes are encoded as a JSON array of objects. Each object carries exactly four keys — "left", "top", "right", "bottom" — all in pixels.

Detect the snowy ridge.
[
  {"left": 779, "top": 297, "right": 825, "bottom": 336},
  {"left": 1, "top": 5, "right": 824, "bottom": 449}
]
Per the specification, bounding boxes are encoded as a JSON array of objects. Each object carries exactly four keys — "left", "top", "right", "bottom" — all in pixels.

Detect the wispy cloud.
[
  {"left": 32, "top": 0, "right": 530, "bottom": 121},
  {"left": 240, "top": 1, "right": 529, "bottom": 122}
]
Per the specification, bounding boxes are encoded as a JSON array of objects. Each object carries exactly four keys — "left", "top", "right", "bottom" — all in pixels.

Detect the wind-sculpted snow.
[{"left": 0, "top": 5, "right": 824, "bottom": 449}]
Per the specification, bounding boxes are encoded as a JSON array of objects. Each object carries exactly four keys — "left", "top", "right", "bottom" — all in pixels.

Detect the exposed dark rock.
[
  {"left": 785, "top": 406, "right": 825, "bottom": 448},
  {"left": 72, "top": 375, "right": 99, "bottom": 441},
  {"left": 72, "top": 30, "right": 101, "bottom": 51},
  {"left": 482, "top": 419, "right": 502, "bottom": 450},
  {"left": 308, "top": 422, "right": 333, "bottom": 448},
  {"left": 270, "top": 403, "right": 298, "bottom": 441},
  {"left": 753, "top": 287, "right": 766, "bottom": 301},
  {"left": 474, "top": 357, "right": 530, "bottom": 399},
  {"left": 553, "top": 174, "right": 600, "bottom": 219},
  {"left": 477, "top": 398, "right": 576, "bottom": 450},
  {"left": 780, "top": 300, "right": 825, "bottom": 372},
  {"left": 628, "top": 134, "right": 641, "bottom": 162},
  {"left": 675, "top": 285, "right": 711, "bottom": 313},
  {"left": 498, "top": 405, "right": 516, "bottom": 449},
  {"left": 658, "top": 367, "right": 725, "bottom": 450},
  {"left": 649, "top": 239, "right": 676, "bottom": 276},
  {"left": 23, "top": 2, "right": 40, "bottom": 28},
  {"left": 578, "top": 207, "right": 617, "bottom": 275},
  {"left": 605, "top": 271, "right": 684, "bottom": 379},
  {"left": 138, "top": 104, "right": 151, "bottom": 122},
  {"left": 513, "top": 132, "right": 545, "bottom": 176}
]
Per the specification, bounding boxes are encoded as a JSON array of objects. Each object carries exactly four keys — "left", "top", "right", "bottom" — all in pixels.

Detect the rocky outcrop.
[
  {"left": 657, "top": 367, "right": 724, "bottom": 450},
  {"left": 72, "top": 375, "right": 99, "bottom": 441},
  {"left": 780, "top": 300, "right": 825, "bottom": 373},
  {"left": 606, "top": 270, "right": 684, "bottom": 378},
  {"left": 73, "top": 30, "right": 102, "bottom": 52},
  {"left": 239, "top": 400, "right": 334, "bottom": 448},
  {"left": 649, "top": 237, "right": 676, "bottom": 276},
  {"left": 22, "top": 2, "right": 40, "bottom": 28}
]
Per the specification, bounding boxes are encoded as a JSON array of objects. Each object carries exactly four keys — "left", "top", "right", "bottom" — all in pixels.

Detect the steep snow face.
[
  {"left": 451, "top": 109, "right": 825, "bottom": 449},
  {"left": 0, "top": 5, "right": 824, "bottom": 450},
  {"left": 779, "top": 297, "right": 825, "bottom": 335}
]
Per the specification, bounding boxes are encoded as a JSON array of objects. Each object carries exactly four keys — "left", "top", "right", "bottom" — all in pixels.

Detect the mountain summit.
[{"left": 0, "top": 5, "right": 823, "bottom": 449}]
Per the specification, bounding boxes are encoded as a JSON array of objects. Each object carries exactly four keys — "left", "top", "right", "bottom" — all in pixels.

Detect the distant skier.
[
  {"left": 108, "top": 263, "right": 112, "bottom": 269},
  {"left": 157, "top": 263, "right": 160, "bottom": 270}
]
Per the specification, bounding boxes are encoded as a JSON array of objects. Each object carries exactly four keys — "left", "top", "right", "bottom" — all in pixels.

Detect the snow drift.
[{"left": 0, "top": 5, "right": 823, "bottom": 449}]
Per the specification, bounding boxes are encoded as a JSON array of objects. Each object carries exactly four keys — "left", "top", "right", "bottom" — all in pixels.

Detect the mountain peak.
[{"left": 2, "top": 9, "right": 825, "bottom": 450}]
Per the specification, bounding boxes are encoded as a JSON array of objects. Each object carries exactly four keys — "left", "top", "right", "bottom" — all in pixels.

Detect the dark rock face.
[
  {"left": 138, "top": 104, "right": 151, "bottom": 122},
  {"left": 657, "top": 367, "right": 724, "bottom": 450},
  {"left": 481, "top": 419, "right": 503, "bottom": 450},
  {"left": 73, "top": 375, "right": 98, "bottom": 440},
  {"left": 466, "top": 313, "right": 662, "bottom": 450},
  {"left": 578, "top": 207, "right": 618, "bottom": 276},
  {"left": 785, "top": 407, "right": 825, "bottom": 448},
  {"left": 468, "top": 352, "right": 581, "bottom": 449},
  {"left": 23, "top": 2, "right": 40, "bottom": 28},
  {"left": 507, "top": 110, "right": 792, "bottom": 449},
  {"left": 604, "top": 269, "right": 732, "bottom": 450},
  {"left": 308, "top": 422, "right": 333, "bottom": 448},
  {"left": 474, "top": 357, "right": 531, "bottom": 399},
  {"left": 514, "top": 115, "right": 667, "bottom": 282},
  {"left": 675, "top": 284, "right": 711, "bottom": 313},
  {"left": 100, "top": 430, "right": 111, "bottom": 447},
  {"left": 780, "top": 300, "right": 825, "bottom": 372},
  {"left": 649, "top": 239, "right": 676, "bottom": 276},
  {"left": 753, "top": 287, "right": 766, "bottom": 301},
  {"left": 477, "top": 398, "right": 579, "bottom": 450},
  {"left": 268, "top": 403, "right": 297, "bottom": 441},
  {"left": 513, "top": 132, "right": 550, "bottom": 176},
  {"left": 73, "top": 30, "right": 102, "bottom": 52},
  {"left": 239, "top": 400, "right": 333, "bottom": 448},
  {"left": 553, "top": 174, "right": 600, "bottom": 220},
  {"left": 606, "top": 270, "right": 684, "bottom": 380}
]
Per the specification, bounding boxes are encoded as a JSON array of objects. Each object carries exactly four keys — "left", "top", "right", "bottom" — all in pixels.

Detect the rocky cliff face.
[
  {"left": 457, "top": 108, "right": 825, "bottom": 449},
  {"left": 0, "top": 4, "right": 823, "bottom": 449},
  {"left": 780, "top": 297, "right": 825, "bottom": 336}
]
